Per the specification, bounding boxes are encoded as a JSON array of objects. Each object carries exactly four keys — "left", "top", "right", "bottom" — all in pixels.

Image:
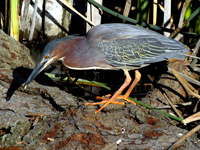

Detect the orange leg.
[
  {"left": 117, "top": 70, "right": 141, "bottom": 104},
  {"left": 84, "top": 70, "right": 141, "bottom": 114}
]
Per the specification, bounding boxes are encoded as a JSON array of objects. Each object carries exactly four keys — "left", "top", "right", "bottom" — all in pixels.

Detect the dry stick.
[
  {"left": 163, "top": 0, "right": 171, "bottom": 37},
  {"left": 26, "top": 112, "right": 46, "bottom": 118},
  {"left": 171, "top": 69, "right": 200, "bottom": 113},
  {"left": 182, "top": 111, "right": 200, "bottom": 125},
  {"left": 155, "top": 102, "right": 192, "bottom": 109},
  {"left": 189, "top": 38, "right": 200, "bottom": 73},
  {"left": 171, "top": 69, "right": 200, "bottom": 99},
  {"left": 153, "top": 0, "right": 158, "bottom": 25},
  {"left": 123, "top": 0, "right": 132, "bottom": 22},
  {"left": 20, "top": 0, "right": 31, "bottom": 42},
  {"left": 167, "top": 68, "right": 200, "bottom": 86},
  {"left": 26, "top": 112, "right": 46, "bottom": 126},
  {"left": 86, "top": 0, "right": 102, "bottom": 32},
  {"left": 155, "top": 3, "right": 164, "bottom": 12},
  {"left": 33, "top": 116, "right": 40, "bottom": 126},
  {"left": 5, "top": 0, "right": 8, "bottom": 29},
  {"left": 163, "top": 93, "right": 184, "bottom": 119},
  {"left": 174, "top": 0, "right": 191, "bottom": 41},
  {"left": 193, "top": 100, "right": 199, "bottom": 113},
  {"left": 169, "top": 5, "right": 200, "bottom": 39},
  {"left": 191, "top": 38, "right": 200, "bottom": 56},
  {"left": 59, "top": 0, "right": 95, "bottom": 26},
  {"left": 28, "top": 0, "right": 38, "bottom": 41},
  {"left": 147, "top": 74, "right": 183, "bottom": 118},
  {"left": 168, "top": 124, "right": 200, "bottom": 150},
  {"left": 21, "top": 0, "right": 31, "bottom": 32},
  {"left": 182, "top": 117, "right": 200, "bottom": 125}
]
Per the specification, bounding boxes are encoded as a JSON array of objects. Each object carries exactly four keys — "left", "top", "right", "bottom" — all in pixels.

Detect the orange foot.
[
  {"left": 85, "top": 94, "right": 125, "bottom": 106},
  {"left": 84, "top": 70, "right": 141, "bottom": 114}
]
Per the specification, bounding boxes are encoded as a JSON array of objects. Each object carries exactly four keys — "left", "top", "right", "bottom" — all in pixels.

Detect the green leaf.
[{"left": 185, "top": 4, "right": 191, "bottom": 28}]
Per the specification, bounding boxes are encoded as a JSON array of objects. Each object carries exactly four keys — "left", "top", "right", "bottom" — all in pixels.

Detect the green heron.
[{"left": 24, "top": 23, "right": 188, "bottom": 113}]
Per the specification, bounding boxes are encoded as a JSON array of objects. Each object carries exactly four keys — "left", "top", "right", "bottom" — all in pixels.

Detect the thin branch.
[
  {"left": 182, "top": 111, "right": 200, "bottom": 125},
  {"left": 163, "top": 0, "right": 171, "bottom": 37},
  {"left": 167, "top": 68, "right": 200, "bottom": 86},
  {"left": 21, "top": 0, "right": 31, "bottom": 32},
  {"left": 182, "top": 117, "right": 200, "bottom": 125},
  {"left": 123, "top": 0, "right": 132, "bottom": 22},
  {"left": 155, "top": 102, "right": 192, "bottom": 109},
  {"left": 153, "top": 0, "right": 157, "bottom": 25},
  {"left": 59, "top": 0, "right": 95, "bottom": 26},
  {"left": 28, "top": 0, "right": 38, "bottom": 41},
  {"left": 163, "top": 93, "right": 184, "bottom": 119},
  {"left": 168, "top": 125, "right": 200, "bottom": 150},
  {"left": 128, "top": 97, "right": 183, "bottom": 122},
  {"left": 171, "top": 69, "right": 200, "bottom": 99},
  {"left": 189, "top": 38, "right": 200, "bottom": 72},
  {"left": 174, "top": 0, "right": 191, "bottom": 41},
  {"left": 169, "top": 7, "right": 200, "bottom": 38},
  {"left": 191, "top": 38, "right": 200, "bottom": 56}
]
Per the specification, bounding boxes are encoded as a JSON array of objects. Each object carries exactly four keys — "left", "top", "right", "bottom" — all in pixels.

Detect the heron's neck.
[
  {"left": 54, "top": 36, "right": 113, "bottom": 69},
  {"left": 62, "top": 36, "right": 88, "bottom": 58},
  {"left": 51, "top": 36, "right": 88, "bottom": 60}
]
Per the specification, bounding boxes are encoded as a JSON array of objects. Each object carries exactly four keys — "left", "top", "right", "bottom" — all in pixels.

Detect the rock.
[
  {"left": 1, "top": 121, "right": 31, "bottom": 147},
  {"left": 0, "top": 30, "right": 35, "bottom": 69},
  {"left": 0, "top": 28, "right": 200, "bottom": 150}
]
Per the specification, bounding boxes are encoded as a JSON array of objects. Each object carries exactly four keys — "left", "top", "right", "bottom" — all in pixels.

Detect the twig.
[
  {"left": 86, "top": 0, "right": 102, "bottom": 31},
  {"left": 168, "top": 125, "right": 200, "bottom": 150},
  {"left": 28, "top": 0, "right": 38, "bottom": 41},
  {"left": 167, "top": 67, "right": 200, "bottom": 86},
  {"left": 191, "top": 38, "right": 200, "bottom": 56},
  {"left": 153, "top": 2, "right": 164, "bottom": 12},
  {"left": 153, "top": 0, "right": 158, "bottom": 25},
  {"left": 123, "top": 0, "right": 132, "bottom": 22},
  {"left": 154, "top": 102, "right": 192, "bottom": 109},
  {"left": 182, "top": 111, "right": 200, "bottom": 125},
  {"left": 171, "top": 69, "right": 200, "bottom": 99},
  {"left": 174, "top": 0, "right": 191, "bottom": 41},
  {"left": 26, "top": 112, "right": 46, "bottom": 126},
  {"left": 21, "top": 0, "right": 31, "bottom": 32},
  {"left": 33, "top": 116, "right": 40, "bottom": 126},
  {"left": 189, "top": 38, "right": 200, "bottom": 72},
  {"left": 20, "top": 0, "right": 31, "bottom": 42},
  {"left": 163, "top": 0, "right": 171, "bottom": 37},
  {"left": 148, "top": 71, "right": 183, "bottom": 119},
  {"left": 170, "top": 69, "right": 200, "bottom": 113},
  {"left": 182, "top": 117, "right": 200, "bottom": 125},
  {"left": 5, "top": 0, "right": 8, "bottom": 29},
  {"left": 163, "top": 93, "right": 183, "bottom": 119},
  {"left": 189, "top": 39, "right": 200, "bottom": 72},
  {"left": 59, "top": 0, "right": 95, "bottom": 26},
  {"left": 169, "top": 7, "right": 200, "bottom": 38},
  {"left": 128, "top": 97, "right": 183, "bottom": 122}
]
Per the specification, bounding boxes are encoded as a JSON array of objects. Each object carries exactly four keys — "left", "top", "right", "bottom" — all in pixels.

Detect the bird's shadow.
[{"left": 6, "top": 67, "right": 57, "bottom": 101}]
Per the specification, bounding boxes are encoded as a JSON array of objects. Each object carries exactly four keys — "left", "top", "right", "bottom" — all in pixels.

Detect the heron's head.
[{"left": 24, "top": 35, "right": 77, "bottom": 88}]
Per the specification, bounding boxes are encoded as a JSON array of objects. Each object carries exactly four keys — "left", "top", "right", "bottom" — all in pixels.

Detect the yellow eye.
[{"left": 45, "top": 55, "right": 49, "bottom": 59}]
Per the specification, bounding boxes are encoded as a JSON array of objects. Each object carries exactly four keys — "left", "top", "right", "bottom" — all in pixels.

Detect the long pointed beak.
[{"left": 24, "top": 57, "right": 55, "bottom": 89}]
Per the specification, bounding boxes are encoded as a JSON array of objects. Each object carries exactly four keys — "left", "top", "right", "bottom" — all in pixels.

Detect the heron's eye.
[{"left": 45, "top": 55, "right": 49, "bottom": 59}]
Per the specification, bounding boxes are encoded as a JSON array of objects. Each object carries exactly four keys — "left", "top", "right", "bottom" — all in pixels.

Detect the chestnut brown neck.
[{"left": 52, "top": 36, "right": 112, "bottom": 69}]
